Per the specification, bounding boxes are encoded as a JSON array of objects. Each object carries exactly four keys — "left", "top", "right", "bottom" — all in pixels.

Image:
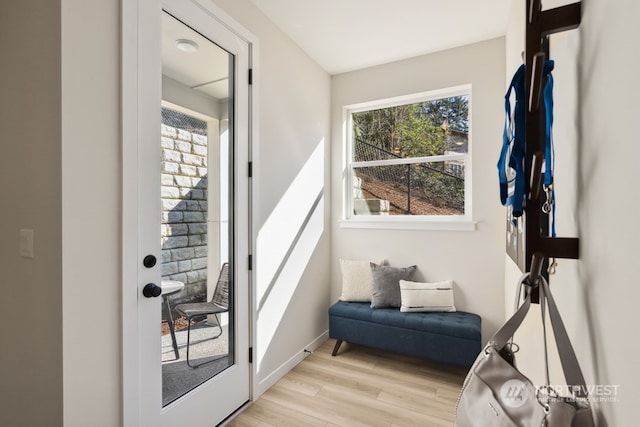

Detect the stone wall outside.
[{"left": 160, "top": 121, "right": 209, "bottom": 306}]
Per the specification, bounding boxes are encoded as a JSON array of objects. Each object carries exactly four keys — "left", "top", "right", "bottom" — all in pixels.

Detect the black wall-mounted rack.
[{"left": 510, "top": 0, "right": 582, "bottom": 301}]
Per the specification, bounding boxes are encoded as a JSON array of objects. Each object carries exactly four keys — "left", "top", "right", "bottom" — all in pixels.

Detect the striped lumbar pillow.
[{"left": 399, "top": 280, "right": 456, "bottom": 312}]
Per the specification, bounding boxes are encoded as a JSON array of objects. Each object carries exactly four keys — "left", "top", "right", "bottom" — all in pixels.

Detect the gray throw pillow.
[{"left": 370, "top": 263, "right": 417, "bottom": 308}]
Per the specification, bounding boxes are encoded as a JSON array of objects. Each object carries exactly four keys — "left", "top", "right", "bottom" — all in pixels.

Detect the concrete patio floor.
[{"left": 161, "top": 321, "right": 232, "bottom": 406}]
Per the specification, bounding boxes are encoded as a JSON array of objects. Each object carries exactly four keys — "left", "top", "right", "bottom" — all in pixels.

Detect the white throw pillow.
[
  {"left": 399, "top": 279, "right": 456, "bottom": 312},
  {"left": 338, "top": 259, "right": 384, "bottom": 302}
]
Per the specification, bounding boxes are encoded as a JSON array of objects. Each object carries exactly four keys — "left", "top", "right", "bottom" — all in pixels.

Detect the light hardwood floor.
[{"left": 225, "top": 339, "right": 468, "bottom": 427}]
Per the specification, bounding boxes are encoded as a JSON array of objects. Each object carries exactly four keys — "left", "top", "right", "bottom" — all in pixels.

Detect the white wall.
[
  {"left": 0, "top": 2, "right": 63, "bottom": 426},
  {"left": 504, "top": 0, "right": 640, "bottom": 425},
  {"left": 61, "top": 0, "right": 121, "bottom": 425},
  {"left": 580, "top": 1, "right": 640, "bottom": 421},
  {"left": 0, "top": 1, "right": 121, "bottom": 425},
  {"left": 331, "top": 38, "right": 507, "bottom": 341},
  {"left": 208, "top": 0, "right": 332, "bottom": 397}
]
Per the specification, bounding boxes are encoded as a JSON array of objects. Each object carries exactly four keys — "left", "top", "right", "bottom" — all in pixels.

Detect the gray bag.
[{"left": 456, "top": 274, "right": 595, "bottom": 427}]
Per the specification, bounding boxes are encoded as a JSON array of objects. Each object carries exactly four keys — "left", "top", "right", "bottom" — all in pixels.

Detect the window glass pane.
[
  {"left": 352, "top": 95, "right": 469, "bottom": 160},
  {"left": 353, "top": 161, "right": 465, "bottom": 216},
  {"left": 160, "top": 10, "right": 235, "bottom": 405},
  {"left": 349, "top": 92, "right": 469, "bottom": 219}
]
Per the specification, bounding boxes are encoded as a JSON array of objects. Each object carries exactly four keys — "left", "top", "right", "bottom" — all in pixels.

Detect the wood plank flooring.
[{"left": 225, "top": 339, "right": 468, "bottom": 427}]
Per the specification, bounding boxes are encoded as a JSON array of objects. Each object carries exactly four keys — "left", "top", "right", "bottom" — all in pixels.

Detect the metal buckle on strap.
[
  {"left": 484, "top": 342, "right": 497, "bottom": 355},
  {"left": 542, "top": 184, "right": 553, "bottom": 213},
  {"left": 536, "top": 386, "right": 555, "bottom": 413},
  {"left": 504, "top": 342, "right": 520, "bottom": 354}
]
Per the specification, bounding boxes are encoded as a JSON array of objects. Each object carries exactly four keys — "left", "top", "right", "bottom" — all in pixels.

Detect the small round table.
[{"left": 161, "top": 280, "right": 185, "bottom": 359}]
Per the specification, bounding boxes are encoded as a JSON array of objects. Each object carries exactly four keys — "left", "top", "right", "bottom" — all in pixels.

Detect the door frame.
[{"left": 121, "top": 0, "right": 259, "bottom": 425}]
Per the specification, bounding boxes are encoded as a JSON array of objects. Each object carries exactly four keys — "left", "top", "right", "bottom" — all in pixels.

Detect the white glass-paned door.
[{"left": 132, "top": 1, "right": 251, "bottom": 426}]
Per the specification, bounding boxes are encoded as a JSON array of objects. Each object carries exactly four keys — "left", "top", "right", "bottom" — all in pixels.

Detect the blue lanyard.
[
  {"left": 498, "top": 61, "right": 556, "bottom": 237},
  {"left": 498, "top": 64, "right": 526, "bottom": 217},
  {"left": 542, "top": 60, "right": 556, "bottom": 237}
]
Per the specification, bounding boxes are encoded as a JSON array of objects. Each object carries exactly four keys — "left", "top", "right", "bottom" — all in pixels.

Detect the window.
[{"left": 343, "top": 86, "right": 473, "bottom": 230}]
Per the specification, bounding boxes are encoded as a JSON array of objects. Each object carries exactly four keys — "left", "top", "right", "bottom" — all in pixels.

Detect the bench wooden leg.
[{"left": 332, "top": 339, "right": 343, "bottom": 356}]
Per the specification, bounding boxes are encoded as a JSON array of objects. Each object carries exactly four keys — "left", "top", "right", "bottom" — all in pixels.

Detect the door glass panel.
[{"left": 160, "top": 11, "right": 234, "bottom": 406}]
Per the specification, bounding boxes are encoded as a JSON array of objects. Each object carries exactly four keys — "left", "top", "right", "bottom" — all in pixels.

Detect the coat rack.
[{"left": 512, "top": 0, "right": 581, "bottom": 301}]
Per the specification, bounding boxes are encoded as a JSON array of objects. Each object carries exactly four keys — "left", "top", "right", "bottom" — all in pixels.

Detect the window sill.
[{"left": 338, "top": 217, "right": 477, "bottom": 231}]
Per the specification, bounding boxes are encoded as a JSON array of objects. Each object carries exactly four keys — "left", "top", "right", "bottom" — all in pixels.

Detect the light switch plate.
[{"left": 20, "top": 229, "right": 34, "bottom": 259}]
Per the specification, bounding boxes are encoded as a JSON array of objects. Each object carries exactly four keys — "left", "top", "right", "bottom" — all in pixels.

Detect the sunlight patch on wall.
[
  {"left": 255, "top": 140, "right": 325, "bottom": 371},
  {"left": 256, "top": 140, "right": 324, "bottom": 301},
  {"left": 256, "top": 194, "right": 324, "bottom": 371}
]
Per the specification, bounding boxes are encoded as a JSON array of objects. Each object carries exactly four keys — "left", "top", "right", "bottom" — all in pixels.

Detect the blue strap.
[
  {"left": 543, "top": 60, "right": 556, "bottom": 237},
  {"left": 498, "top": 64, "right": 526, "bottom": 217},
  {"left": 499, "top": 61, "right": 557, "bottom": 236},
  {"left": 498, "top": 86, "right": 513, "bottom": 205}
]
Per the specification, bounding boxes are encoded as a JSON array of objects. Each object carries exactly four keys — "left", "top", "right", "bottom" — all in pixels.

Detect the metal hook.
[
  {"left": 547, "top": 258, "right": 557, "bottom": 275},
  {"left": 527, "top": 252, "right": 545, "bottom": 287}
]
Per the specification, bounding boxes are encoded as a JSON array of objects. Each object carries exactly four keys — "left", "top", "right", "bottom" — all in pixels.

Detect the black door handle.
[{"left": 143, "top": 283, "right": 162, "bottom": 298}]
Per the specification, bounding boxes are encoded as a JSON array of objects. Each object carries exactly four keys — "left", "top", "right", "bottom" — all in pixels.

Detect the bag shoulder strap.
[
  {"left": 488, "top": 274, "right": 532, "bottom": 349},
  {"left": 489, "top": 274, "right": 590, "bottom": 398},
  {"left": 539, "top": 276, "right": 589, "bottom": 397}
]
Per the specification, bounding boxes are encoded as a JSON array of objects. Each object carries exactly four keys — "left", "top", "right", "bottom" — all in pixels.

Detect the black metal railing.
[{"left": 353, "top": 138, "right": 465, "bottom": 214}]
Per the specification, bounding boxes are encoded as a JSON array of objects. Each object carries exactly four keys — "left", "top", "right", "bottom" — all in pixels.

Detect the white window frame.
[{"left": 340, "top": 85, "right": 476, "bottom": 231}]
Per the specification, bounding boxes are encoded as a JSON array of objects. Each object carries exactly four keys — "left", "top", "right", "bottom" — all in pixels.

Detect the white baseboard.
[{"left": 253, "top": 330, "right": 329, "bottom": 398}]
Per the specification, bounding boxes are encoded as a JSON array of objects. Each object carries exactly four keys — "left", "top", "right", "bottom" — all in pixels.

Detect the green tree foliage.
[
  {"left": 352, "top": 96, "right": 469, "bottom": 214},
  {"left": 422, "top": 96, "right": 469, "bottom": 133},
  {"left": 396, "top": 104, "right": 445, "bottom": 157},
  {"left": 352, "top": 95, "right": 468, "bottom": 157}
]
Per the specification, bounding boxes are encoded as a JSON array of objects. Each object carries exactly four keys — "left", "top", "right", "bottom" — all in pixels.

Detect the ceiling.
[
  {"left": 162, "top": 12, "right": 230, "bottom": 100},
  {"left": 162, "top": 1, "right": 513, "bottom": 98},
  {"left": 249, "top": 0, "right": 511, "bottom": 75}
]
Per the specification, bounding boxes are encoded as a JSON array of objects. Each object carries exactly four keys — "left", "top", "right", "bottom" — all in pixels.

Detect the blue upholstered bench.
[{"left": 328, "top": 301, "right": 481, "bottom": 368}]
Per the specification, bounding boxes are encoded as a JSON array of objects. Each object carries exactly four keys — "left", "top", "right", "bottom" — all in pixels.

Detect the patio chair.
[{"left": 174, "top": 263, "right": 229, "bottom": 368}]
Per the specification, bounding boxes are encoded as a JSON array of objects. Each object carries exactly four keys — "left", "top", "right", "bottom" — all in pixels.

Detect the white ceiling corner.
[{"left": 249, "top": 0, "right": 511, "bottom": 75}]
